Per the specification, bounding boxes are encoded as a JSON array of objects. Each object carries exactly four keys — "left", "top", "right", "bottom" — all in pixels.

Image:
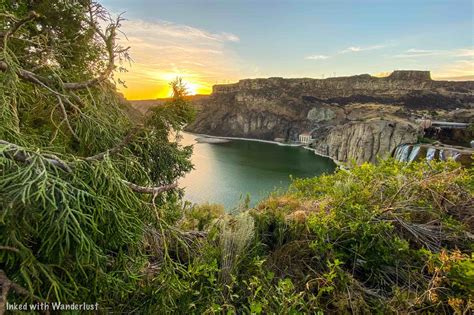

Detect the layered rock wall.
[
  {"left": 311, "top": 120, "right": 419, "bottom": 164},
  {"left": 186, "top": 71, "right": 473, "bottom": 164}
]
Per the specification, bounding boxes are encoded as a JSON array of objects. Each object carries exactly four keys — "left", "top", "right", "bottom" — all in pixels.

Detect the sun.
[
  {"left": 166, "top": 80, "right": 205, "bottom": 97},
  {"left": 183, "top": 81, "right": 199, "bottom": 95}
]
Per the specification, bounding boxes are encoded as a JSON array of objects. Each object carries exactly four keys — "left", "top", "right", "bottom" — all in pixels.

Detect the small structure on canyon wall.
[{"left": 299, "top": 132, "right": 313, "bottom": 144}]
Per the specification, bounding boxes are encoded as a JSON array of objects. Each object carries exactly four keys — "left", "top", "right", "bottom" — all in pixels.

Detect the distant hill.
[{"left": 129, "top": 94, "right": 210, "bottom": 114}]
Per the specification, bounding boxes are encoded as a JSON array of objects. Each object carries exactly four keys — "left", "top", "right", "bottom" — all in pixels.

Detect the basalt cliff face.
[{"left": 185, "top": 71, "right": 474, "bottom": 164}]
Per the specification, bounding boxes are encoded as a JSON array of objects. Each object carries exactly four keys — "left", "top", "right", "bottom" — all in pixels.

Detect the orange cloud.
[
  {"left": 113, "top": 19, "right": 241, "bottom": 100},
  {"left": 432, "top": 59, "right": 474, "bottom": 81}
]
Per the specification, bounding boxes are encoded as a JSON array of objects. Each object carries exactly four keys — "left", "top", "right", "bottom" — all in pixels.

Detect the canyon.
[{"left": 182, "top": 70, "right": 473, "bottom": 164}]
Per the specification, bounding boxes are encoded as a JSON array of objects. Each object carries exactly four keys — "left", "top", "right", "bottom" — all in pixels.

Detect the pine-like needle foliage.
[{"left": 0, "top": 1, "right": 194, "bottom": 309}]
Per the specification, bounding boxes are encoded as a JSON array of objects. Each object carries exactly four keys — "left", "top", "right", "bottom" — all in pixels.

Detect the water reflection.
[{"left": 178, "top": 133, "right": 336, "bottom": 209}]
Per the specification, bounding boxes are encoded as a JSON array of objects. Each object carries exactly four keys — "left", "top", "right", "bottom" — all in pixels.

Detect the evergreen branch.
[
  {"left": 1, "top": 140, "right": 177, "bottom": 195},
  {"left": 62, "top": 17, "right": 117, "bottom": 90},
  {"left": 84, "top": 126, "right": 141, "bottom": 161},
  {"left": 0, "top": 63, "right": 79, "bottom": 112},
  {"left": 0, "top": 54, "right": 112, "bottom": 92},
  {"left": 0, "top": 140, "right": 72, "bottom": 173},
  {"left": 0, "top": 246, "right": 20, "bottom": 254},
  {"left": 1, "top": 11, "right": 39, "bottom": 46},
  {"left": 0, "top": 61, "right": 51, "bottom": 86},
  {"left": 0, "top": 13, "right": 119, "bottom": 91},
  {"left": 0, "top": 270, "right": 46, "bottom": 315}
]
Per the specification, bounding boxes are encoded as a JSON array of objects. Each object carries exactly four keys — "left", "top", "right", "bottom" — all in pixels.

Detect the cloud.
[
  {"left": 393, "top": 48, "right": 474, "bottom": 58},
  {"left": 220, "top": 32, "right": 240, "bottom": 42},
  {"left": 113, "top": 19, "right": 241, "bottom": 99},
  {"left": 305, "top": 55, "right": 330, "bottom": 60},
  {"left": 393, "top": 49, "right": 444, "bottom": 58},
  {"left": 455, "top": 49, "right": 474, "bottom": 57},
  {"left": 305, "top": 42, "right": 391, "bottom": 61},
  {"left": 339, "top": 44, "right": 387, "bottom": 54},
  {"left": 432, "top": 59, "right": 474, "bottom": 80},
  {"left": 127, "top": 19, "right": 240, "bottom": 43}
]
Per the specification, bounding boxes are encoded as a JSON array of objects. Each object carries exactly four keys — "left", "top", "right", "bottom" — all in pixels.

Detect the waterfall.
[
  {"left": 393, "top": 146, "right": 401, "bottom": 160},
  {"left": 426, "top": 147, "right": 437, "bottom": 161},
  {"left": 408, "top": 145, "right": 421, "bottom": 162},
  {"left": 394, "top": 144, "right": 471, "bottom": 166},
  {"left": 394, "top": 144, "right": 412, "bottom": 162},
  {"left": 439, "top": 150, "right": 445, "bottom": 161}
]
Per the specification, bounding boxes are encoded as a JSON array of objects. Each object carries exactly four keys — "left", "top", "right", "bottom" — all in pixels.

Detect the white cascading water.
[
  {"left": 395, "top": 145, "right": 466, "bottom": 164},
  {"left": 426, "top": 147, "right": 437, "bottom": 161},
  {"left": 439, "top": 149, "right": 445, "bottom": 161},
  {"left": 407, "top": 145, "right": 421, "bottom": 162},
  {"left": 452, "top": 152, "right": 461, "bottom": 161},
  {"left": 394, "top": 145, "right": 402, "bottom": 161},
  {"left": 394, "top": 144, "right": 412, "bottom": 162}
]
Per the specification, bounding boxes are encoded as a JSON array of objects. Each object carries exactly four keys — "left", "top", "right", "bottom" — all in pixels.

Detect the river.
[{"left": 178, "top": 132, "right": 336, "bottom": 209}]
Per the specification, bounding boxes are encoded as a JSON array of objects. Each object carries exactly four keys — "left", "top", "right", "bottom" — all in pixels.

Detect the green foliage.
[
  {"left": 149, "top": 159, "right": 473, "bottom": 314},
  {"left": 245, "top": 159, "right": 473, "bottom": 313},
  {"left": 1, "top": 1, "right": 472, "bottom": 314},
  {"left": 467, "top": 123, "right": 474, "bottom": 133},
  {"left": 0, "top": 1, "right": 195, "bottom": 311},
  {"left": 417, "top": 135, "right": 436, "bottom": 144},
  {"left": 180, "top": 203, "right": 225, "bottom": 231}
]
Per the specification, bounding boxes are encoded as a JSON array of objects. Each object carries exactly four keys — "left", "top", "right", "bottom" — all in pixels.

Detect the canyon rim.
[{"left": 182, "top": 70, "right": 473, "bottom": 164}]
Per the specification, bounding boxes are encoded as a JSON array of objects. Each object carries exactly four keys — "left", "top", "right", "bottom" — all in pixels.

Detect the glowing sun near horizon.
[
  {"left": 180, "top": 80, "right": 200, "bottom": 96},
  {"left": 152, "top": 72, "right": 209, "bottom": 97},
  {"left": 160, "top": 79, "right": 210, "bottom": 98}
]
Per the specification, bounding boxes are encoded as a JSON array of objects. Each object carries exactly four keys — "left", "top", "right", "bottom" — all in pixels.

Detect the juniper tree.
[{"left": 0, "top": 0, "right": 194, "bottom": 309}]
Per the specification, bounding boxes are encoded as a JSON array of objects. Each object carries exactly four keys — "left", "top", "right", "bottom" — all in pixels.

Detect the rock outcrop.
[
  {"left": 311, "top": 120, "right": 419, "bottom": 164},
  {"left": 185, "top": 70, "right": 473, "bottom": 164}
]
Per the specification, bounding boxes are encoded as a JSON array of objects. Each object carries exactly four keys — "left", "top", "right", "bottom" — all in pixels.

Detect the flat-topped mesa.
[
  {"left": 212, "top": 73, "right": 398, "bottom": 94},
  {"left": 388, "top": 70, "right": 431, "bottom": 81},
  {"left": 211, "top": 70, "right": 472, "bottom": 97}
]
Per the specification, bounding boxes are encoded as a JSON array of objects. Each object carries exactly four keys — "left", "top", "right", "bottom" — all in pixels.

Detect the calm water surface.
[{"left": 179, "top": 132, "right": 336, "bottom": 209}]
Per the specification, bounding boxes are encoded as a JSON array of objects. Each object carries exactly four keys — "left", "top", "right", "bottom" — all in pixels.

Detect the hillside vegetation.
[
  {"left": 162, "top": 159, "right": 472, "bottom": 314},
  {"left": 0, "top": 1, "right": 472, "bottom": 314}
]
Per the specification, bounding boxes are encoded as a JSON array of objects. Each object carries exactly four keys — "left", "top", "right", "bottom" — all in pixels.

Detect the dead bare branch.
[
  {"left": 123, "top": 181, "right": 178, "bottom": 194},
  {"left": 84, "top": 126, "right": 141, "bottom": 161},
  {"left": 0, "top": 246, "right": 20, "bottom": 254},
  {"left": 56, "top": 96, "right": 80, "bottom": 143}
]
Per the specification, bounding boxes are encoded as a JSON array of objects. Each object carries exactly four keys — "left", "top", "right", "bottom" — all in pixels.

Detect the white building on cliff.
[{"left": 299, "top": 132, "right": 312, "bottom": 144}]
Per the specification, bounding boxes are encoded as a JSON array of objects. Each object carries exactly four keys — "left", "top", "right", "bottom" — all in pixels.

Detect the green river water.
[{"left": 179, "top": 132, "right": 337, "bottom": 209}]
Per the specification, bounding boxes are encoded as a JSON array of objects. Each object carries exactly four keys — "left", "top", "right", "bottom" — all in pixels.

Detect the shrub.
[{"left": 245, "top": 159, "right": 473, "bottom": 313}]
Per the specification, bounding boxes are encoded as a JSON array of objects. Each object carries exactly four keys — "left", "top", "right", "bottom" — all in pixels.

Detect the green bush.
[
  {"left": 1, "top": 1, "right": 472, "bottom": 313},
  {"left": 243, "top": 159, "right": 473, "bottom": 313},
  {"left": 180, "top": 203, "right": 225, "bottom": 231},
  {"left": 131, "top": 159, "right": 472, "bottom": 314}
]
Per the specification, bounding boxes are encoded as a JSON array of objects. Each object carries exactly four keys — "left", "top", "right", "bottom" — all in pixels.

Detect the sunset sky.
[{"left": 100, "top": 0, "right": 474, "bottom": 100}]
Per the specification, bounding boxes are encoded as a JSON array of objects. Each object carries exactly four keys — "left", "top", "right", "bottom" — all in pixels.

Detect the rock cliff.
[{"left": 185, "top": 70, "right": 474, "bottom": 164}]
